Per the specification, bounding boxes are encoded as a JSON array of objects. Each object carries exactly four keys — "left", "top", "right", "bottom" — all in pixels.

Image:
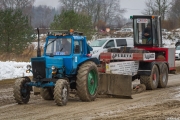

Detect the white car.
[
  {"left": 114, "top": 28, "right": 133, "bottom": 34},
  {"left": 175, "top": 46, "right": 180, "bottom": 59},
  {"left": 90, "top": 38, "right": 134, "bottom": 59}
]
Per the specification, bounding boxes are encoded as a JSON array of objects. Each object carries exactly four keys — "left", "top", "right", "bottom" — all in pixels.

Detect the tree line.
[{"left": 0, "top": 0, "right": 180, "bottom": 54}]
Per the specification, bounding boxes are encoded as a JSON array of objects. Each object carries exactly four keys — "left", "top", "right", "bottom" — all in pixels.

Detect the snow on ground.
[{"left": 0, "top": 61, "right": 32, "bottom": 80}]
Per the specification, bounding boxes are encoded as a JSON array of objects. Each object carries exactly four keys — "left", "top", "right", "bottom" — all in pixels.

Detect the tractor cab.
[
  {"left": 131, "top": 15, "right": 163, "bottom": 48},
  {"left": 45, "top": 30, "right": 88, "bottom": 56}
]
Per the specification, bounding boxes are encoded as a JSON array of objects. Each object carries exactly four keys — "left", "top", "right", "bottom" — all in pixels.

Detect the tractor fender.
[{"left": 78, "top": 57, "right": 100, "bottom": 66}]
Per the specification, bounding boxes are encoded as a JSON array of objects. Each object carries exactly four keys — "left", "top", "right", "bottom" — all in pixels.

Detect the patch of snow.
[{"left": 0, "top": 61, "right": 32, "bottom": 80}]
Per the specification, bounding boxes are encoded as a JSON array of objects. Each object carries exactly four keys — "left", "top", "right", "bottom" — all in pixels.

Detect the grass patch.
[
  {"left": 176, "top": 66, "right": 180, "bottom": 73},
  {"left": 0, "top": 79, "right": 15, "bottom": 85}
]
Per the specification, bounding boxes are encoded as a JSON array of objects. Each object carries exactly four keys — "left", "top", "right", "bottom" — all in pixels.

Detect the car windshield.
[
  {"left": 90, "top": 39, "right": 107, "bottom": 47},
  {"left": 176, "top": 46, "right": 180, "bottom": 50},
  {"left": 46, "top": 38, "right": 72, "bottom": 55}
]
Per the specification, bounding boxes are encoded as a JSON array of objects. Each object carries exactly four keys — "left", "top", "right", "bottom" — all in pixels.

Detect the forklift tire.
[
  {"left": 76, "top": 61, "right": 99, "bottom": 101},
  {"left": 13, "top": 77, "right": 31, "bottom": 104},
  {"left": 158, "top": 64, "right": 168, "bottom": 88},
  {"left": 40, "top": 88, "right": 54, "bottom": 100},
  {"left": 140, "top": 65, "right": 159, "bottom": 90},
  {"left": 54, "top": 79, "right": 69, "bottom": 106}
]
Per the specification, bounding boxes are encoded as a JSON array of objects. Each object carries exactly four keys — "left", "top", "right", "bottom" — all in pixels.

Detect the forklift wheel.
[
  {"left": 140, "top": 65, "right": 159, "bottom": 90},
  {"left": 158, "top": 64, "right": 168, "bottom": 88}
]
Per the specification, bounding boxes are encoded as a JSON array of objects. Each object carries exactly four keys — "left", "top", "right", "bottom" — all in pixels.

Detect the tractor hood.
[
  {"left": 31, "top": 57, "right": 63, "bottom": 69},
  {"left": 31, "top": 57, "right": 64, "bottom": 79}
]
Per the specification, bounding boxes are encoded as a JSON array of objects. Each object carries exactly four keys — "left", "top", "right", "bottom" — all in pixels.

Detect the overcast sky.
[{"left": 34, "top": 0, "right": 146, "bottom": 19}]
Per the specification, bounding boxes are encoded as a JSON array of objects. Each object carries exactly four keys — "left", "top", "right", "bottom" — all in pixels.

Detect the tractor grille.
[{"left": 32, "top": 60, "right": 46, "bottom": 80}]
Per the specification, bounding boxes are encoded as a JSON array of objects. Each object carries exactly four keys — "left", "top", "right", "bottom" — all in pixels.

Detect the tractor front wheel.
[
  {"left": 76, "top": 61, "right": 99, "bottom": 101},
  {"left": 13, "top": 77, "right": 31, "bottom": 104},
  {"left": 40, "top": 88, "right": 54, "bottom": 100},
  {"left": 54, "top": 79, "right": 69, "bottom": 106},
  {"left": 140, "top": 65, "right": 159, "bottom": 90}
]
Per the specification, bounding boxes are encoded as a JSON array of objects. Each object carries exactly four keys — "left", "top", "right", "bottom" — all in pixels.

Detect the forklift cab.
[{"left": 131, "top": 15, "right": 163, "bottom": 47}]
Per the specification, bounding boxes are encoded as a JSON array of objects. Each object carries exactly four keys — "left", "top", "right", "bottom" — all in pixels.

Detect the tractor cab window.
[
  {"left": 74, "top": 40, "right": 82, "bottom": 54},
  {"left": 46, "top": 38, "right": 72, "bottom": 55},
  {"left": 133, "top": 17, "right": 159, "bottom": 46}
]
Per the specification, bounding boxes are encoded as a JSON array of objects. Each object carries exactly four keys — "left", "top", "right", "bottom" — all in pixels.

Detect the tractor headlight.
[
  {"left": 51, "top": 66, "right": 57, "bottom": 74},
  {"left": 26, "top": 70, "right": 30, "bottom": 73},
  {"left": 26, "top": 65, "right": 31, "bottom": 70}
]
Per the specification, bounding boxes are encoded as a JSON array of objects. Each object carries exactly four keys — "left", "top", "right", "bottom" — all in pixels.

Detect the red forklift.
[{"left": 98, "top": 15, "right": 175, "bottom": 96}]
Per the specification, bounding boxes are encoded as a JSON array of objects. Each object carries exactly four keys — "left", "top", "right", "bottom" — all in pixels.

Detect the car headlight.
[{"left": 26, "top": 65, "right": 31, "bottom": 70}]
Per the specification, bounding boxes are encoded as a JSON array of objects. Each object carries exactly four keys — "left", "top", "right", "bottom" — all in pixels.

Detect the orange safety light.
[
  {"left": 69, "top": 29, "right": 74, "bottom": 33},
  {"left": 152, "top": 15, "right": 155, "bottom": 19}
]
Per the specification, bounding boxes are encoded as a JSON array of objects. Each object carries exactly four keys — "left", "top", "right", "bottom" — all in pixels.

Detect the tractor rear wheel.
[
  {"left": 40, "top": 88, "right": 54, "bottom": 100},
  {"left": 158, "top": 64, "right": 168, "bottom": 88},
  {"left": 76, "top": 61, "right": 99, "bottom": 101},
  {"left": 140, "top": 65, "right": 159, "bottom": 90},
  {"left": 54, "top": 79, "right": 69, "bottom": 106},
  {"left": 13, "top": 77, "right": 31, "bottom": 104}
]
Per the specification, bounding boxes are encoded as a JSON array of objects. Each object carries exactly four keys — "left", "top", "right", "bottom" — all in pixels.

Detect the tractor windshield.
[{"left": 46, "top": 38, "right": 72, "bottom": 55}]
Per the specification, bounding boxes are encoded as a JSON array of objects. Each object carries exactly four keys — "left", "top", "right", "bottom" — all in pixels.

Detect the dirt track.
[{"left": 0, "top": 63, "right": 180, "bottom": 120}]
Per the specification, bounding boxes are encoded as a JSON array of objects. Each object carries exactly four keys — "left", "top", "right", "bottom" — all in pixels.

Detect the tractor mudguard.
[
  {"left": 98, "top": 73, "right": 132, "bottom": 98},
  {"left": 79, "top": 57, "right": 100, "bottom": 66}
]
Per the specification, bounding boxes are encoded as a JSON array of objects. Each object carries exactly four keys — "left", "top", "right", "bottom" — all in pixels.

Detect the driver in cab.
[
  {"left": 59, "top": 38, "right": 71, "bottom": 55},
  {"left": 143, "top": 23, "right": 151, "bottom": 44}
]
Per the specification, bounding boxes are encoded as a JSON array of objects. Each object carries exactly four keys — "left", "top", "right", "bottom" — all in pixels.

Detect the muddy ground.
[{"left": 0, "top": 62, "right": 180, "bottom": 120}]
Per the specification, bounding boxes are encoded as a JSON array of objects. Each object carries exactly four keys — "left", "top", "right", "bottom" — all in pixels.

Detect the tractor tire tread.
[
  {"left": 40, "top": 88, "right": 54, "bottom": 100},
  {"left": 13, "top": 77, "right": 30, "bottom": 104},
  {"left": 76, "top": 61, "right": 98, "bottom": 102},
  {"left": 54, "top": 79, "right": 69, "bottom": 106}
]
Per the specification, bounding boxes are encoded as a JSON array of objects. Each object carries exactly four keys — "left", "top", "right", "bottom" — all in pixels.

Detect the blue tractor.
[{"left": 13, "top": 29, "right": 99, "bottom": 106}]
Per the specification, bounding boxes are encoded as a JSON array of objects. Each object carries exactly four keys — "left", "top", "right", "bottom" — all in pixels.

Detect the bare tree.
[
  {"left": 31, "top": 5, "right": 57, "bottom": 28},
  {"left": 142, "top": 0, "right": 172, "bottom": 20},
  {"left": 100, "top": 0, "right": 126, "bottom": 26},
  {"left": 167, "top": 0, "right": 180, "bottom": 28},
  {"left": 0, "top": 0, "right": 34, "bottom": 9},
  {"left": 58, "top": 0, "right": 126, "bottom": 28}
]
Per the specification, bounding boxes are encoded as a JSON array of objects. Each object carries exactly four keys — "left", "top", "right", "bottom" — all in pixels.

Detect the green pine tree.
[{"left": 0, "top": 9, "right": 34, "bottom": 54}]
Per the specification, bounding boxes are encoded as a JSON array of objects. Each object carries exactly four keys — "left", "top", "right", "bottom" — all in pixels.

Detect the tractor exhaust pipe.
[{"left": 37, "top": 28, "right": 41, "bottom": 57}]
